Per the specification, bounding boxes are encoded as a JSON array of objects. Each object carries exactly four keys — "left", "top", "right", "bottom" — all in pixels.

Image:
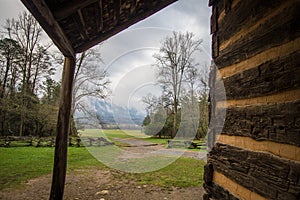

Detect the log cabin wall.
[{"left": 204, "top": 0, "right": 300, "bottom": 199}]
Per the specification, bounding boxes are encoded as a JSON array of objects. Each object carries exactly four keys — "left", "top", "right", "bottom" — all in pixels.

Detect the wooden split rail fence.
[{"left": 0, "top": 136, "right": 114, "bottom": 147}]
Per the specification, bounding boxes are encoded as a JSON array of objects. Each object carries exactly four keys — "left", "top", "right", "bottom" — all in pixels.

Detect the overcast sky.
[{"left": 0, "top": 0, "right": 212, "bottom": 114}]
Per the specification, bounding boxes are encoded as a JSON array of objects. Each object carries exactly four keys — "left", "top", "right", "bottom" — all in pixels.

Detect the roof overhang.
[{"left": 21, "top": 0, "right": 178, "bottom": 57}]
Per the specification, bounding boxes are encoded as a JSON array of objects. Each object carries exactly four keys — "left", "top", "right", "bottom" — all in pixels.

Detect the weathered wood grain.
[
  {"left": 212, "top": 34, "right": 219, "bottom": 58},
  {"left": 218, "top": 0, "right": 285, "bottom": 44},
  {"left": 52, "top": 0, "right": 99, "bottom": 20},
  {"left": 210, "top": 6, "right": 218, "bottom": 34},
  {"left": 72, "top": 0, "right": 178, "bottom": 53},
  {"left": 223, "top": 51, "right": 300, "bottom": 100},
  {"left": 203, "top": 182, "right": 240, "bottom": 200},
  {"left": 209, "top": 0, "right": 224, "bottom": 13},
  {"left": 206, "top": 0, "right": 300, "bottom": 199},
  {"left": 215, "top": 2, "right": 300, "bottom": 68},
  {"left": 222, "top": 100, "right": 300, "bottom": 146},
  {"left": 207, "top": 143, "right": 300, "bottom": 200},
  {"left": 50, "top": 57, "right": 76, "bottom": 200}
]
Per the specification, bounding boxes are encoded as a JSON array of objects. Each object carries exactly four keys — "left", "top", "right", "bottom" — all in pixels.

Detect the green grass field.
[
  {"left": 0, "top": 147, "right": 205, "bottom": 190},
  {"left": 78, "top": 129, "right": 144, "bottom": 139},
  {"left": 0, "top": 147, "right": 106, "bottom": 190},
  {"left": 79, "top": 129, "right": 206, "bottom": 150},
  {"left": 115, "top": 157, "right": 204, "bottom": 188},
  {"left": 0, "top": 129, "right": 206, "bottom": 190}
]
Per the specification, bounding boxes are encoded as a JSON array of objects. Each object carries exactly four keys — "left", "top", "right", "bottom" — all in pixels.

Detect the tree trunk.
[
  {"left": 172, "top": 98, "right": 178, "bottom": 138},
  {"left": 0, "top": 104, "right": 6, "bottom": 136},
  {"left": 49, "top": 57, "right": 76, "bottom": 200},
  {"left": 1, "top": 57, "right": 10, "bottom": 98},
  {"left": 19, "top": 116, "right": 24, "bottom": 136},
  {"left": 69, "top": 114, "right": 77, "bottom": 136}
]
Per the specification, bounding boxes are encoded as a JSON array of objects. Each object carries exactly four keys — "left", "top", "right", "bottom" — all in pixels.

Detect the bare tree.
[
  {"left": 0, "top": 38, "right": 22, "bottom": 98},
  {"left": 31, "top": 44, "right": 54, "bottom": 94},
  {"left": 2, "top": 12, "right": 53, "bottom": 136},
  {"left": 5, "top": 12, "right": 44, "bottom": 93},
  {"left": 70, "top": 48, "right": 110, "bottom": 135},
  {"left": 153, "top": 31, "right": 202, "bottom": 138},
  {"left": 142, "top": 93, "right": 158, "bottom": 116},
  {"left": 184, "top": 66, "right": 199, "bottom": 103}
]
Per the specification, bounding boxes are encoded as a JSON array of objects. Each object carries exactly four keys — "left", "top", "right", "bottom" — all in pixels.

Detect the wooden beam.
[
  {"left": 114, "top": 0, "right": 121, "bottom": 25},
  {"left": 97, "top": 0, "right": 104, "bottom": 32},
  {"left": 21, "top": 0, "right": 75, "bottom": 57},
  {"left": 49, "top": 57, "right": 76, "bottom": 200},
  {"left": 130, "top": 0, "right": 137, "bottom": 15},
  {"left": 53, "top": 0, "right": 99, "bottom": 20},
  {"left": 78, "top": 10, "right": 89, "bottom": 38},
  {"left": 75, "top": 0, "right": 178, "bottom": 53},
  {"left": 72, "top": 10, "right": 89, "bottom": 40},
  {"left": 145, "top": 0, "right": 152, "bottom": 10}
]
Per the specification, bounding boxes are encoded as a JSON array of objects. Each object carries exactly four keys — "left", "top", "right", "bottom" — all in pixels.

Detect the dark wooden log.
[
  {"left": 114, "top": 0, "right": 121, "bottom": 25},
  {"left": 212, "top": 33, "right": 219, "bottom": 59},
  {"left": 205, "top": 0, "right": 300, "bottom": 199},
  {"left": 52, "top": 0, "right": 99, "bottom": 20},
  {"left": 204, "top": 163, "right": 214, "bottom": 186},
  {"left": 210, "top": 6, "right": 218, "bottom": 34},
  {"left": 224, "top": 51, "right": 300, "bottom": 100},
  {"left": 215, "top": 1, "right": 300, "bottom": 68},
  {"left": 203, "top": 182, "right": 240, "bottom": 200},
  {"left": 96, "top": 0, "right": 104, "bottom": 32},
  {"left": 209, "top": 0, "right": 224, "bottom": 12},
  {"left": 208, "top": 143, "right": 300, "bottom": 199},
  {"left": 49, "top": 57, "right": 76, "bottom": 200},
  {"left": 218, "top": 0, "right": 286, "bottom": 44},
  {"left": 73, "top": 0, "right": 177, "bottom": 53},
  {"left": 223, "top": 100, "right": 300, "bottom": 146},
  {"left": 224, "top": 0, "right": 232, "bottom": 13}
]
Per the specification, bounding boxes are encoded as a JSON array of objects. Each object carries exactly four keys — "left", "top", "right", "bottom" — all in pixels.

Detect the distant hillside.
[{"left": 94, "top": 99, "right": 145, "bottom": 126}]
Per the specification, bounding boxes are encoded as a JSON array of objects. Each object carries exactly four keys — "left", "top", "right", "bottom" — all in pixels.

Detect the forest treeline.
[
  {"left": 0, "top": 12, "right": 61, "bottom": 137},
  {"left": 0, "top": 12, "right": 109, "bottom": 137}
]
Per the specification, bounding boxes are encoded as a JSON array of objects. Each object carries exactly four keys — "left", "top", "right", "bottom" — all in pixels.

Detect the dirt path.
[
  {"left": 0, "top": 167, "right": 204, "bottom": 200},
  {"left": 0, "top": 139, "right": 206, "bottom": 199},
  {"left": 113, "top": 138, "right": 207, "bottom": 160}
]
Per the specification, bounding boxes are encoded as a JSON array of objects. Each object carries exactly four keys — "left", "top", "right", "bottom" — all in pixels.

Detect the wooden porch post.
[{"left": 50, "top": 56, "right": 76, "bottom": 200}]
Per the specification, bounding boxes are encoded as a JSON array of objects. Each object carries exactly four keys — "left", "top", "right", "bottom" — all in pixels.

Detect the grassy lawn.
[
  {"left": 79, "top": 129, "right": 205, "bottom": 147},
  {"left": 0, "top": 146, "right": 205, "bottom": 190},
  {"left": 115, "top": 157, "right": 205, "bottom": 188},
  {"left": 78, "top": 129, "right": 145, "bottom": 139},
  {"left": 0, "top": 147, "right": 106, "bottom": 190},
  {"left": 0, "top": 129, "right": 206, "bottom": 190}
]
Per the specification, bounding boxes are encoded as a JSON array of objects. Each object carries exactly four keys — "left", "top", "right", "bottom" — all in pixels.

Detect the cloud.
[
  {"left": 0, "top": 0, "right": 26, "bottom": 26},
  {"left": 0, "top": 0, "right": 212, "bottom": 114}
]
